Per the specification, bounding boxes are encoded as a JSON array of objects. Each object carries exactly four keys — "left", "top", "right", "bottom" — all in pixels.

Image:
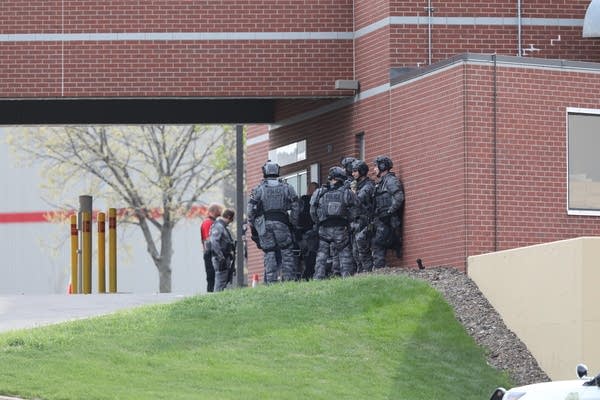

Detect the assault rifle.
[{"left": 227, "top": 240, "right": 237, "bottom": 285}]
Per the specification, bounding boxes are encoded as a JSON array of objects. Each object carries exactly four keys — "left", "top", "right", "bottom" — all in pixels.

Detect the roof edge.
[{"left": 390, "top": 53, "right": 600, "bottom": 86}]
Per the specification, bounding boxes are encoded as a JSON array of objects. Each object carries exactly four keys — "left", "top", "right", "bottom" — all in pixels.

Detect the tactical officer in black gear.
[
  {"left": 310, "top": 166, "right": 358, "bottom": 279},
  {"left": 339, "top": 156, "right": 359, "bottom": 274},
  {"left": 340, "top": 156, "right": 357, "bottom": 180},
  {"left": 371, "top": 156, "right": 405, "bottom": 268},
  {"left": 248, "top": 160, "right": 301, "bottom": 283},
  {"left": 350, "top": 160, "right": 376, "bottom": 272},
  {"left": 296, "top": 181, "right": 319, "bottom": 280}
]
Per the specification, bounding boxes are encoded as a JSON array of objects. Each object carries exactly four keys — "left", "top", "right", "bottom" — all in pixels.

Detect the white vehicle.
[{"left": 489, "top": 364, "right": 600, "bottom": 399}]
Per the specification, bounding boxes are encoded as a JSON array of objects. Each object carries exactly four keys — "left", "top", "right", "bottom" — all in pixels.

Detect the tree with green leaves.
[{"left": 6, "top": 125, "right": 236, "bottom": 292}]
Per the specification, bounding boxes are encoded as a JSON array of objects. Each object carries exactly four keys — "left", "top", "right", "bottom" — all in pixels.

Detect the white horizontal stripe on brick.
[
  {"left": 247, "top": 133, "right": 270, "bottom": 146},
  {"left": 0, "top": 16, "right": 582, "bottom": 42},
  {"left": 0, "top": 31, "right": 353, "bottom": 42}
]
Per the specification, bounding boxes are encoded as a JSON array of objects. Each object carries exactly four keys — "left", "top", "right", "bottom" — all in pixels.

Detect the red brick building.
[
  {"left": 244, "top": 1, "right": 600, "bottom": 278},
  {"left": 1, "top": 1, "right": 599, "bottom": 281}
]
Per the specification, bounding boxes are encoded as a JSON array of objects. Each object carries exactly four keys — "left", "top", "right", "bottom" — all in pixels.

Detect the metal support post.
[
  {"left": 70, "top": 215, "right": 78, "bottom": 294},
  {"left": 78, "top": 195, "right": 93, "bottom": 294},
  {"left": 97, "top": 212, "right": 106, "bottom": 293},
  {"left": 235, "top": 124, "right": 245, "bottom": 287},
  {"left": 108, "top": 208, "right": 117, "bottom": 293},
  {"left": 81, "top": 211, "right": 92, "bottom": 294}
]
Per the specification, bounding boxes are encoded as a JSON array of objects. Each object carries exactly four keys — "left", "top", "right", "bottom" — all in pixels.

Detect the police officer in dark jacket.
[
  {"left": 350, "top": 160, "right": 376, "bottom": 272},
  {"left": 371, "top": 156, "right": 405, "bottom": 268},
  {"left": 296, "top": 181, "right": 319, "bottom": 280},
  {"left": 209, "top": 208, "right": 236, "bottom": 292},
  {"left": 310, "top": 166, "right": 358, "bottom": 279},
  {"left": 247, "top": 160, "right": 300, "bottom": 283}
]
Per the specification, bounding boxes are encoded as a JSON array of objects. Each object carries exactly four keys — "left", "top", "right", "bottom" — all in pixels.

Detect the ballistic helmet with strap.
[
  {"left": 262, "top": 160, "right": 280, "bottom": 178},
  {"left": 327, "top": 166, "right": 347, "bottom": 182},
  {"left": 374, "top": 156, "right": 393, "bottom": 172},
  {"left": 352, "top": 160, "right": 369, "bottom": 177},
  {"left": 340, "top": 156, "right": 357, "bottom": 176}
]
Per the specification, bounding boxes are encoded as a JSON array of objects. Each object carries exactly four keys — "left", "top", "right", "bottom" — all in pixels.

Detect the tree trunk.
[
  {"left": 158, "top": 262, "right": 172, "bottom": 293},
  {"left": 157, "top": 221, "right": 174, "bottom": 293}
]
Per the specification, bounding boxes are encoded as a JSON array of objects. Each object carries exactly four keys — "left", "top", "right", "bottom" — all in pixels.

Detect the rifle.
[
  {"left": 367, "top": 182, "right": 378, "bottom": 236},
  {"left": 250, "top": 224, "right": 262, "bottom": 249},
  {"left": 226, "top": 240, "right": 237, "bottom": 285}
]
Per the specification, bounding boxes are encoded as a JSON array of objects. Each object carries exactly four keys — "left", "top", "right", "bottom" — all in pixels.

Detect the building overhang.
[{"left": 0, "top": 98, "right": 276, "bottom": 125}]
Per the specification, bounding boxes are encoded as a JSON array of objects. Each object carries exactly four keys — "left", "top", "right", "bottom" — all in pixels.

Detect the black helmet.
[
  {"left": 352, "top": 160, "right": 369, "bottom": 177},
  {"left": 262, "top": 160, "right": 280, "bottom": 178},
  {"left": 327, "top": 166, "right": 347, "bottom": 181},
  {"left": 340, "top": 156, "right": 357, "bottom": 176},
  {"left": 374, "top": 156, "right": 393, "bottom": 172}
]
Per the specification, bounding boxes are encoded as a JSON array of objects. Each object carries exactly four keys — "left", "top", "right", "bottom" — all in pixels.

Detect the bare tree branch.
[{"left": 5, "top": 124, "right": 237, "bottom": 292}]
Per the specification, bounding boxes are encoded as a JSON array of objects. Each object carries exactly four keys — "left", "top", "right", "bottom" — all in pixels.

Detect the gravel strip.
[{"left": 373, "top": 266, "right": 550, "bottom": 387}]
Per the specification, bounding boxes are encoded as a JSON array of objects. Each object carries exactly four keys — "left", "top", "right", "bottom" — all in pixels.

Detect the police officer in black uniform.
[
  {"left": 247, "top": 160, "right": 301, "bottom": 283},
  {"left": 350, "top": 160, "right": 376, "bottom": 272},
  {"left": 371, "top": 156, "right": 405, "bottom": 268},
  {"left": 310, "top": 166, "right": 358, "bottom": 279}
]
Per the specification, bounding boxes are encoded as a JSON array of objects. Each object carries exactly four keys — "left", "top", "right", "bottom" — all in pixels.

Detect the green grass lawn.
[{"left": 0, "top": 275, "right": 510, "bottom": 399}]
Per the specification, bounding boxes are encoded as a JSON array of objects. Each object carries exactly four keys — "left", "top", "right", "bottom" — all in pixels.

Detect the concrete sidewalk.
[{"left": 0, "top": 293, "right": 191, "bottom": 333}]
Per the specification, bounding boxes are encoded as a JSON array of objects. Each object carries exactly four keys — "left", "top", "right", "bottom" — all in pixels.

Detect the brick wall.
[
  {"left": 3, "top": 1, "right": 596, "bottom": 98},
  {"left": 389, "top": 0, "right": 588, "bottom": 18},
  {"left": 389, "top": 26, "right": 599, "bottom": 69},
  {"left": 477, "top": 65, "right": 600, "bottom": 250},
  {"left": 261, "top": 57, "right": 600, "bottom": 273},
  {"left": 390, "top": 66, "right": 468, "bottom": 269},
  {"left": 460, "top": 62, "right": 600, "bottom": 257},
  {"left": 0, "top": 1, "right": 354, "bottom": 97},
  {"left": 355, "top": 0, "right": 389, "bottom": 30},
  {"left": 0, "top": 41, "right": 354, "bottom": 97},
  {"left": 0, "top": 1, "right": 353, "bottom": 33}
]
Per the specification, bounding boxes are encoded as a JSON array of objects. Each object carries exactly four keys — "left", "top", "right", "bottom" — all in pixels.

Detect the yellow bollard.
[
  {"left": 108, "top": 208, "right": 117, "bottom": 293},
  {"left": 97, "top": 212, "right": 106, "bottom": 294},
  {"left": 70, "top": 215, "right": 78, "bottom": 294},
  {"left": 82, "top": 211, "right": 92, "bottom": 294}
]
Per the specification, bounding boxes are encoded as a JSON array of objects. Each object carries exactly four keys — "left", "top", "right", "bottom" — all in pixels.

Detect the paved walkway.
[{"left": 0, "top": 293, "right": 190, "bottom": 333}]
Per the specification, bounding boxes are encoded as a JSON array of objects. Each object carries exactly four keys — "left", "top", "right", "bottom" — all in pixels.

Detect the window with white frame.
[
  {"left": 567, "top": 108, "right": 600, "bottom": 214},
  {"left": 356, "top": 132, "right": 365, "bottom": 161},
  {"left": 268, "top": 139, "right": 306, "bottom": 167},
  {"left": 282, "top": 170, "right": 308, "bottom": 196}
]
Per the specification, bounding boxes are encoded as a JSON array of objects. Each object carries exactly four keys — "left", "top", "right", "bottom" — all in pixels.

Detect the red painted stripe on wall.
[
  {"left": 0, "top": 211, "right": 51, "bottom": 223},
  {"left": 0, "top": 205, "right": 208, "bottom": 224}
]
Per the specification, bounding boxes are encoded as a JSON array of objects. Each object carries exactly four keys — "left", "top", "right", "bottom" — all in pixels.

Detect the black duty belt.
[{"left": 263, "top": 211, "right": 289, "bottom": 224}]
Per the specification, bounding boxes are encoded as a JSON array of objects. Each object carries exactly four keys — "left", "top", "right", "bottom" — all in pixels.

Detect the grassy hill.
[{"left": 0, "top": 275, "right": 510, "bottom": 399}]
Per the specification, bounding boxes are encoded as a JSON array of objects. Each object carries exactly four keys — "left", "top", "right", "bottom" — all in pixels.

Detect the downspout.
[
  {"left": 463, "top": 60, "right": 469, "bottom": 271},
  {"left": 426, "top": 0, "right": 434, "bottom": 64},
  {"left": 492, "top": 54, "right": 498, "bottom": 251},
  {"left": 517, "top": 0, "right": 522, "bottom": 56},
  {"left": 352, "top": 0, "right": 356, "bottom": 78}
]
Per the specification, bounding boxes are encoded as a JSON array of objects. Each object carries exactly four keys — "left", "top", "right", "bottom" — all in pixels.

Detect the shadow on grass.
[{"left": 389, "top": 284, "right": 512, "bottom": 399}]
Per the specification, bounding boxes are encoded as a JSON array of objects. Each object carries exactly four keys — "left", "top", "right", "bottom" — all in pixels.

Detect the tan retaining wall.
[{"left": 468, "top": 237, "right": 600, "bottom": 380}]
